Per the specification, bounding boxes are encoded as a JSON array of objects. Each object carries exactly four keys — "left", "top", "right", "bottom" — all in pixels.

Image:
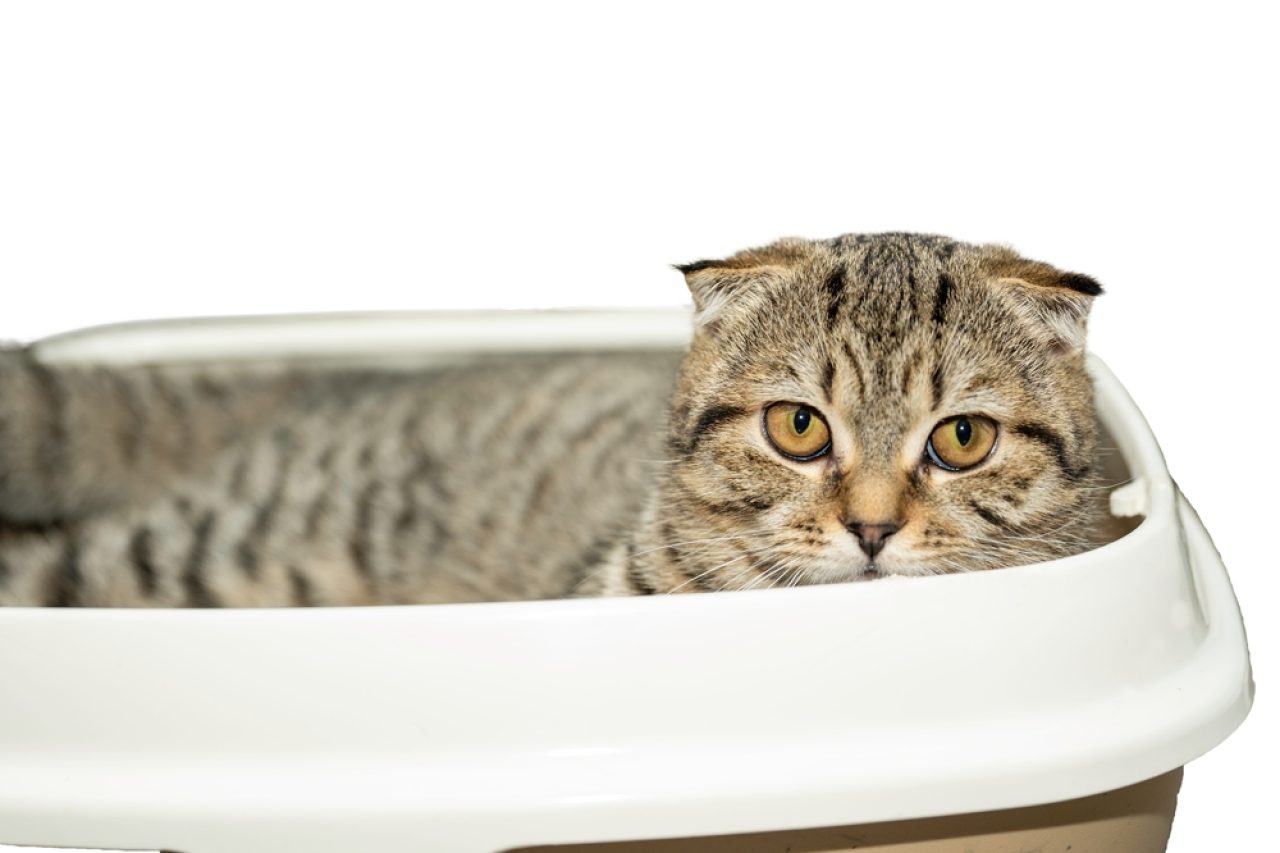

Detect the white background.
[{"left": 1, "top": 2, "right": 1274, "bottom": 850}]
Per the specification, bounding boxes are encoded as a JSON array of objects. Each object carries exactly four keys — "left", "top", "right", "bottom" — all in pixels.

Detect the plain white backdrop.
[{"left": 1, "top": 2, "right": 1274, "bottom": 850}]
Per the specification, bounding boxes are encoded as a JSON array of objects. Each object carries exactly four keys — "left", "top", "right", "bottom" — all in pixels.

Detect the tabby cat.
[{"left": 0, "top": 233, "right": 1104, "bottom": 607}]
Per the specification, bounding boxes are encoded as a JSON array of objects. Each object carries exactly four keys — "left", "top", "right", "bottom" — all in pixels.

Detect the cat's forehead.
[
  {"left": 737, "top": 235, "right": 1008, "bottom": 371},
  {"left": 819, "top": 234, "right": 970, "bottom": 339},
  {"left": 826, "top": 231, "right": 967, "bottom": 272},
  {"left": 682, "top": 231, "right": 1099, "bottom": 402},
  {"left": 682, "top": 233, "right": 1096, "bottom": 455},
  {"left": 700, "top": 233, "right": 984, "bottom": 336}
]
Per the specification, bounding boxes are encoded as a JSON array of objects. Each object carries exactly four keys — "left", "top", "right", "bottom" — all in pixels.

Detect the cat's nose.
[{"left": 847, "top": 521, "right": 900, "bottom": 559}]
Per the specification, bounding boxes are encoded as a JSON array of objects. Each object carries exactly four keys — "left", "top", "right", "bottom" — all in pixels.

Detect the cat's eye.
[
  {"left": 763, "top": 402, "right": 831, "bottom": 461},
  {"left": 926, "top": 415, "right": 998, "bottom": 471}
]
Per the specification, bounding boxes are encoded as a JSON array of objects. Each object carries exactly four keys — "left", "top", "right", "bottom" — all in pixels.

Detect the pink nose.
[{"left": 847, "top": 522, "right": 900, "bottom": 559}]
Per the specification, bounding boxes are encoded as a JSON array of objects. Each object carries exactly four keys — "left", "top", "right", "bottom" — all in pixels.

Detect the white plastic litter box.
[{"left": 0, "top": 309, "right": 1255, "bottom": 853}]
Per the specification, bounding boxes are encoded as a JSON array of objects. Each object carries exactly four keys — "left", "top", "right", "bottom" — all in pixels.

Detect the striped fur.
[
  {"left": 0, "top": 352, "right": 678, "bottom": 605},
  {"left": 1, "top": 233, "right": 1107, "bottom": 606},
  {"left": 580, "top": 233, "right": 1106, "bottom": 595}
]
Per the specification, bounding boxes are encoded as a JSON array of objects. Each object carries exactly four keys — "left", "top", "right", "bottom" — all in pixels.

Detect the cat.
[{"left": 0, "top": 233, "right": 1105, "bottom": 607}]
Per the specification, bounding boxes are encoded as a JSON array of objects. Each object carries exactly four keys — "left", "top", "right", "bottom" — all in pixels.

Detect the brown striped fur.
[
  {"left": 0, "top": 234, "right": 1106, "bottom": 606},
  {"left": 579, "top": 233, "right": 1105, "bottom": 595}
]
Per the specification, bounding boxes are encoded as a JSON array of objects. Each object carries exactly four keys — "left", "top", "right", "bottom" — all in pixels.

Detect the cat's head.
[{"left": 651, "top": 233, "right": 1103, "bottom": 590}]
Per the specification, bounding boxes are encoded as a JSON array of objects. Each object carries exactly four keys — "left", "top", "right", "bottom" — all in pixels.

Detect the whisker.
[
  {"left": 664, "top": 547, "right": 764, "bottom": 594},
  {"left": 626, "top": 528, "right": 785, "bottom": 562}
]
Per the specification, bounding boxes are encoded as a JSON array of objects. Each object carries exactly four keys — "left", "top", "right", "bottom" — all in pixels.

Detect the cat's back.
[
  {"left": 351, "top": 349, "right": 682, "bottom": 601},
  {"left": 0, "top": 349, "right": 681, "bottom": 607}
]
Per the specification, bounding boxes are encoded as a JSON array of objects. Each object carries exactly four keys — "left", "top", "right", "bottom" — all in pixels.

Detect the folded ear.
[
  {"left": 676, "top": 240, "right": 809, "bottom": 332},
  {"left": 675, "top": 260, "right": 777, "bottom": 331},
  {"left": 981, "top": 249, "right": 1103, "bottom": 355}
]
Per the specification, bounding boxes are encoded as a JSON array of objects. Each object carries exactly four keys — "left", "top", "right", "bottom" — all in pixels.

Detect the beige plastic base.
[{"left": 512, "top": 769, "right": 1182, "bottom": 853}]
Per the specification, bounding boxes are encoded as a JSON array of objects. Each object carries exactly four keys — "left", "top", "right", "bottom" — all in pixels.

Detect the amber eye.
[
  {"left": 763, "top": 403, "right": 831, "bottom": 461},
  {"left": 926, "top": 415, "right": 998, "bottom": 471}
]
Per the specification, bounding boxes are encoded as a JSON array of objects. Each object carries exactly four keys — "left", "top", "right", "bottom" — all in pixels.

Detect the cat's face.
[{"left": 653, "top": 233, "right": 1102, "bottom": 591}]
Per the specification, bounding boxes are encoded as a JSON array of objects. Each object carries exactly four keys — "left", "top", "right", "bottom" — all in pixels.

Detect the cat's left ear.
[{"left": 982, "top": 250, "right": 1103, "bottom": 355}]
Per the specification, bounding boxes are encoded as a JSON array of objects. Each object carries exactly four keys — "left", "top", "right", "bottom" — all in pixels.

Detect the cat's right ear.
[
  {"left": 675, "top": 259, "right": 783, "bottom": 333},
  {"left": 677, "top": 239, "right": 811, "bottom": 332}
]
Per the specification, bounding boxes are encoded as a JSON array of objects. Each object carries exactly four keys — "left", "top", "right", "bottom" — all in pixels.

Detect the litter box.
[{"left": 0, "top": 309, "right": 1254, "bottom": 853}]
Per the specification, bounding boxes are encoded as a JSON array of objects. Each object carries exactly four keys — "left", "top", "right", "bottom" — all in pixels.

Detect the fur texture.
[{"left": 0, "top": 233, "right": 1105, "bottom": 606}]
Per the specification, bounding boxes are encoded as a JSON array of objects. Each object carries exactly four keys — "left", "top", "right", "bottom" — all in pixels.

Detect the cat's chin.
[
  {"left": 839, "top": 557, "right": 946, "bottom": 582},
  {"left": 799, "top": 555, "right": 941, "bottom": 586},
  {"left": 804, "top": 563, "right": 885, "bottom": 584}
]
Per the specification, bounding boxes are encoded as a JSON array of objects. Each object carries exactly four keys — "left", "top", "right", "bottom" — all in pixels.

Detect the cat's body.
[
  {"left": 0, "top": 352, "right": 678, "bottom": 605},
  {"left": 0, "top": 233, "right": 1107, "bottom": 607}
]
